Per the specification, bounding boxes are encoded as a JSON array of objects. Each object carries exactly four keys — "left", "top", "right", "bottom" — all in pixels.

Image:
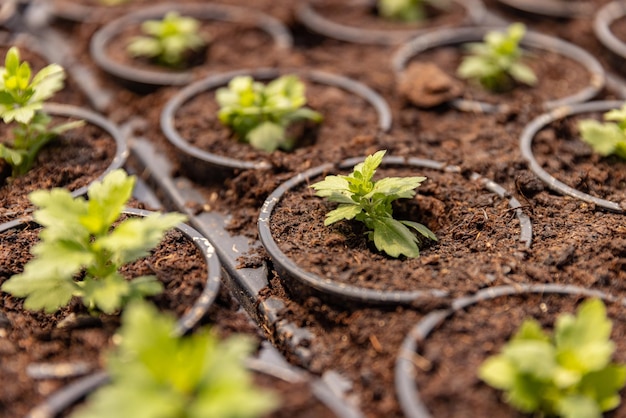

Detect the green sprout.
[
  {"left": 71, "top": 301, "right": 279, "bottom": 418},
  {"left": 1, "top": 169, "right": 187, "bottom": 314},
  {"left": 127, "top": 11, "right": 208, "bottom": 68},
  {"left": 578, "top": 103, "right": 626, "bottom": 160},
  {"left": 479, "top": 299, "right": 626, "bottom": 418},
  {"left": 0, "top": 46, "right": 83, "bottom": 177},
  {"left": 377, "top": 0, "right": 445, "bottom": 22},
  {"left": 457, "top": 23, "right": 537, "bottom": 92},
  {"left": 216, "top": 74, "right": 323, "bottom": 153},
  {"left": 310, "top": 150, "right": 437, "bottom": 258}
]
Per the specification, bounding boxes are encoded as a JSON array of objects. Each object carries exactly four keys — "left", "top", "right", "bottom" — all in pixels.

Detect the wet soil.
[{"left": 3, "top": 0, "right": 626, "bottom": 417}]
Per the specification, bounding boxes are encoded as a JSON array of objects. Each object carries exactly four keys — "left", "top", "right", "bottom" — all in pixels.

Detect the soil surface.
[
  {"left": 0, "top": 114, "right": 117, "bottom": 224},
  {"left": 0, "top": 222, "right": 208, "bottom": 417},
  {"left": 3, "top": 0, "right": 626, "bottom": 417},
  {"left": 412, "top": 291, "right": 626, "bottom": 417}
]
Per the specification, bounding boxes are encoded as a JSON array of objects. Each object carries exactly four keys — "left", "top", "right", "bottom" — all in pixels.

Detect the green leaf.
[
  {"left": 479, "top": 355, "right": 517, "bottom": 390},
  {"left": 29, "top": 64, "right": 65, "bottom": 103},
  {"left": 96, "top": 212, "right": 187, "bottom": 265},
  {"left": 81, "top": 273, "right": 131, "bottom": 314},
  {"left": 82, "top": 169, "right": 135, "bottom": 235},
  {"left": 370, "top": 176, "right": 427, "bottom": 199},
  {"left": 324, "top": 204, "right": 363, "bottom": 225},
  {"left": 557, "top": 395, "right": 602, "bottom": 418},
  {"left": 578, "top": 119, "right": 625, "bottom": 157},
  {"left": 370, "top": 216, "right": 421, "bottom": 258},
  {"left": 72, "top": 302, "right": 279, "bottom": 418},
  {"left": 247, "top": 121, "right": 285, "bottom": 152},
  {"left": 555, "top": 299, "right": 614, "bottom": 373},
  {"left": 579, "top": 365, "right": 626, "bottom": 412},
  {"left": 216, "top": 74, "right": 322, "bottom": 152},
  {"left": 402, "top": 220, "right": 437, "bottom": 241}
]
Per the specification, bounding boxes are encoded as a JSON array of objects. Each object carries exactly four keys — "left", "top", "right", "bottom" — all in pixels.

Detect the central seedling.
[
  {"left": 310, "top": 150, "right": 437, "bottom": 258},
  {"left": 1, "top": 169, "right": 187, "bottom": 314},
  {"left": 0, "top": 47, "right": 83, "bottom": 177},
  {"left": 480, "top": 299, "right": 626, "bottom": 418},
  {"left": 127, "top": 11, "right": 208, "bottom": 68},
  {"left": 71, "top": 301, "right": 279, "bottom": 418},
  {"left": 216, "top": 74, "right": 323, "bottom": 153},
  {"left": 578, "top": 103, "right": 626, "bottom": 160},
  {"left": 457, "top": 23, "right": 537, "bottom": 92}
]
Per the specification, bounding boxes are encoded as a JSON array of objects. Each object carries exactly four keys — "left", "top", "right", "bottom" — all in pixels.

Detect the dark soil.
[
  {"left": 412, "top": 291, "right": 626, "bottom": 417},
  {"left": 0, "top": 115, "right": 117, "bottom": 224},
  {"left": 532, "top": 111, "right": 626, "bottom": 205},
  {"left": 3, "top": 1, "right": 626, "bottom": 417},
  {"left": 0, "top": 223, "right": 208, "bottom": 417},
  {"left": 270, "top": 165, "right": 527, "bottom": 295}
]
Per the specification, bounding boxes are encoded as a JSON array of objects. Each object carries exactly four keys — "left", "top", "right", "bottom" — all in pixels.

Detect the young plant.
[
  {"left": 578, "top": 103, "right": 626, "bottom": 160},
  {"left": 71, "top": 301, "right": 279, "bottom": 418},
  {"left": 216, "top": 74, "right": 323, "bottom": 153},
  {"left": 1, "top": 169, "right": 187, "bottom": 314},
  {"left": 310, "top": 150, "right": 437, "bottom": 259},
  {"left": 479, "top": 299, "right": 626, "bottom": 418},
  {"left": 0, "top": 46, "right": 83, "bottom": 177},
  {"left": 457, "top": 23, "right": 537, "bottom": 92},
  {"left": 127, "top": 11, "right": 207, "bottom": 68},
  {"left": 377, "top": 0, "right": 445, "bottom": 22}
]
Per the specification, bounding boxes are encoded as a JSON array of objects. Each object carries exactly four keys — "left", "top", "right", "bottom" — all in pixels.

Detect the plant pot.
[
  {"left": 394, "top": 283, "right": 626, "bottom": 417},
  {"left": 594, "top": 1, "right": 626, "bottom": 77},
  {"left": 0, "top": 207, "right": 222, "bottom": 417},
  {"left": 494, "top": 0, "right": 594, "bottom": 19},
  {"left": 161, "top": 67, "right": 392, "bottom": 183},
  {"left": 89, "top": 2, "right": 293, "bottom": 92},
  {"left": 258, "top": 154, "right": 533, "bottom": 306},
  {"left": 519, "top": 100, "right": 626, "bottom": 213},
  {"left": 294, "top": 0, "right": 487, "bottom": 46},
  {"left": 392, "top": 25, "right": 605, "bottom": 113},
  {"left": 0, "top": 103, "right": 127, "bottom": 224}
]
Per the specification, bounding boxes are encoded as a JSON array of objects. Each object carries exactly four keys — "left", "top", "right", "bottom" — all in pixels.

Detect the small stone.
[{"left": 398, "top": 62, "right": 463, "bottom": 108}]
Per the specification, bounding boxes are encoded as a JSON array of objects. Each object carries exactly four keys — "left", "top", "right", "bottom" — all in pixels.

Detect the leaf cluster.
[
  {"left": 0, "top": 46, "right": 82, "bottom": 177},
  {"left": 71, "top": 301, "right": 279, "bottom": 418},
  {"left": 479, "top": 299, "right": 626, "bottom": 418},
  {"left": 578, "top": 104, "right": 626, "bottom": 160},
  {"left": 457, "top": 23, "right": 537, "bottom": 92},
  {"left": 377, "top": 0, "right": 445, "bottom": 22},
  {"left": 216, "top": 74, "right": 323, "bottom": 152},
  {"left": 127, "top": 11, "right": 207, "bottom": 68},
  {"left": 310, "top": 150, "right": 436, "bottom": 258},
  {"left": 1, "top": 169, "right": 187, "bottom": 314}
]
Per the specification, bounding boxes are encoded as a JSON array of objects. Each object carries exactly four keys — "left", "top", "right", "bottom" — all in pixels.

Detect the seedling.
[
  {"left": 1, "top": 169, "right": 187, "bottom": 314},
  {"left": 578, "top": 103, "right": 626, "bottom": 160},
  {"left": 216, "top": 74, "right": 323, "bottom": 153},
  {"left": 457, "top": 23, "right": 537, "bottom": 92},
  {"left": 377, "top": 0, "right": 445, "bottom": 22},
  {"left": 127, "top": 11, "right": 207, "bottom": 68},
  {"left": 0, "top": 46, "right": 83, "bottom": 177},
  {"left": 479, "top": 299, "right": 626, "bottom": 418},
  {"left": 71, "top": 301, "right": 279, "bottom": 418},
  {"left": 310, "top": 150, "right": 437, "bottom": 258}
]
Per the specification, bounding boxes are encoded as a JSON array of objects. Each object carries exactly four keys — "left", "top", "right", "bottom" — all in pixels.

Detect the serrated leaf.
[
  {"left": 370, "top": 216, "right": 421, "bottom": 258},
  {"left": 29, "top": 64, "right": 65, "bottom": 103},
  {"left": 81, "top": 273, "right": 131, "bottom": 314},
  {"left": 402, "top": 220, "right": 437, "bottom": 241},
  {"left": 503, "top": 340, "right": 557, "bottom": 379},
  {"left": 324, "top": 204, "right": 362, "bottom": 225},
  {"left": 82, "top": 169, "right": 135, "bottom": 235},
  {"left": 370, "top": 176, "right": 426, "bottom": 199},
  {"left": 96, "top": 212, "right": 186, "bottom": 265}
]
